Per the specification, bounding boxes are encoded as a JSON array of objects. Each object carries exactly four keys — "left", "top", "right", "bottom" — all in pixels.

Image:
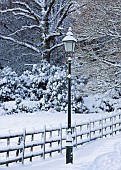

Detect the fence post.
[
  {"left": 74, "top": 122, "right": 77, "bottom": 147},
  {"left": 58, "top": 124, "right": 62, "bottom": 153},
  {"left": 89, "top": 120, "right": 91, "bottom": 141},
  {"left": 111, "top": 117, "right": 113, "bottom": 136},
  {"left": 101, "top": 116, "right": 103, "bottom": 138},
  {"left": 114, "top": 115, "right": 117, "bottom": 134},
  {"left": 93, "top": 121, "right": 95, "bottom": 136},
  {"left": 105, "top": 118, "right": 106, "bottom": 124},
  {"left": 16, "top": 137, "right": 20, "bottom": 159},
  {"left": 30, "top": 129, "right": 34, "bottom": 162},
  {"left": 6, "top": 132, "right": 10, "bottom": 167},
  {"left": 104, "top": 117, "right": 107, "bottom": 137},
  {"left": 49, "top": 126, "right": 52, "bottom": 157},
  {"left": 119, "top": 112, "right": 121, "bottom": 132},
  {"left": 43, "top": 126, "right": 46, "bottom": 159},
  {"left": 87, "top": 120, "right": 91, "bottom": 141},
  {"left": 21, "top": 129, "right": 26, "bottom": 165},
  {"left": 80, "top": 125, "right": 82, "bottom": 140}
]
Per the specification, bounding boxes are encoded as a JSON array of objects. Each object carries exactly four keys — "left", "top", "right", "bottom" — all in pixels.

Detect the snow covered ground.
[
  {"left": 0, "top": 110, "right": 105, "bottom": 134},
  {"left": 0, "top": 111, "right": 121, "bottom": 170}
]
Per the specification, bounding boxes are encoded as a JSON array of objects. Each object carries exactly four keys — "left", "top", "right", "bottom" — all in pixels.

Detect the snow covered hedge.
[{"left": 0, "top": 61, "right": 121, "bottom": 114}]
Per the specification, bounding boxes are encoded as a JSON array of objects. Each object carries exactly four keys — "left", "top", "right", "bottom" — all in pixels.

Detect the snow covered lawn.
[{"left": 0, "top": 111, "right": 104, "bottom": 134}]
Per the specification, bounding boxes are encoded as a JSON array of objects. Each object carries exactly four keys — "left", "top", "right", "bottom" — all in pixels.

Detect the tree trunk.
[{"left": 41, "top": 16, "right": 51, "bottom": 62}]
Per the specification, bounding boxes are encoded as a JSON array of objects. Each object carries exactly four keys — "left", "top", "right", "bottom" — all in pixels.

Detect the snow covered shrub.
[
  {"left": 1, "top": 63, "right": 120, "bottom": 114},
  {"left": 0, "top": 62, "right": 89, "bottom": 113},
  {"left": 0, "top": 67, "right": 19, "bottom": 101},
  {"left": 98, "top": 90, "right": 121, "bottom": 112},
  {"left": 99, "top": 100, "right": 114, "bottom": 112},
  {"left": 83, "top": 91, "right": 121, "bottom": 113},
  {"left": 1, "top": 100, "right": 38, "bottom": 115},
  {"left": 31, "top": 62, "right": 68, "bottom": 112},
  {"left": 32, "top": 61, "right": 87, "bottom": 112}
]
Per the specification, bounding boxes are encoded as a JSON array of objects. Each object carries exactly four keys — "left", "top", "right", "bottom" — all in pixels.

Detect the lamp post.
[{"left": 62, "top": 27, "right": 77, "bottom": 164}]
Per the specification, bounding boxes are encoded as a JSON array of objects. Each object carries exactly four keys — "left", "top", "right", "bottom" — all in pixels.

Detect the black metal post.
[
  {"left": 66, "top": 56, "right": 73, "bottom": 164},
  {"left": 68, "top": 57, "right": 71, "bottom": 129}
]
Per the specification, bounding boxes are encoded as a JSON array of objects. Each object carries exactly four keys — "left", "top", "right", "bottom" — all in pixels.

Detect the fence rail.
[{"left": 0, "top": 111, "right": 121, "bottom": 166}]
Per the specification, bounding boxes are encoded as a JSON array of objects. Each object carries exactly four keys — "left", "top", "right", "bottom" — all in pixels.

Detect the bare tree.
[{"left": 0, "top": 0, "right": 83, "bottom": 66}]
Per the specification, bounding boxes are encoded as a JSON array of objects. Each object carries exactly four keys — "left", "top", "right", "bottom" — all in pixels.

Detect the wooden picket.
[{"left": 0, "top": 111, "right": 121, "bottom": 166}]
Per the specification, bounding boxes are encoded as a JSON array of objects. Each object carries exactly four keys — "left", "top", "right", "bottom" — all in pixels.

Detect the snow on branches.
[
  {"left": 0, "top": 61, "right": 86, "bottom": 113},
  {"left": 0, "top": 0, "right": 81, "bottom": 63}
]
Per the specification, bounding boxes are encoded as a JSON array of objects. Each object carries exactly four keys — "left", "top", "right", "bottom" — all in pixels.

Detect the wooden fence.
[{"left": 0, "top": 111, "right": 121, "bottom": 166}]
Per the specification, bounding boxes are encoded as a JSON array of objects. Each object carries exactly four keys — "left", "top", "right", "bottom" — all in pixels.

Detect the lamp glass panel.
[
  {"left": 72, "top": 42, "right": 75, "bottom": 52},
  {"left": 64, "top": 41, "right": 73, "bottom": 52}
]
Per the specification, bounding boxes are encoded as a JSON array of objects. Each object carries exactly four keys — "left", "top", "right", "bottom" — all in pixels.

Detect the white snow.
[
  {"left": 0, "top": 110, "right": 121, "bottom": 170},
  {"left": 0, "top": 110, "right": 104, "bottom": 134}
]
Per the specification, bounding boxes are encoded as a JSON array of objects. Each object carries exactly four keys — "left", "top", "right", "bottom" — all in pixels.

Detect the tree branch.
[
  {"left": 102, "top": 59, "right": 121, "bottom": 68},
  {"left": 46, "top": 0, "right": 55, "bottom": 17},
  {"left": 12, "top": 1, "right": 41, "bottom": 24},
  {"left": 0, "top": 35, "right": 40, "bottom": 52},
  {"left": 1, "top": 8, "right": 35, "bottom": 20},
  {"left": 8, "top": 25, "right": 41, "bottom": 37},
  {"left": 44, "top": 42, "right": 63, "bottom": 53},
  {"left": 45, "top": 32, "right": 61, "bottom": 41}
]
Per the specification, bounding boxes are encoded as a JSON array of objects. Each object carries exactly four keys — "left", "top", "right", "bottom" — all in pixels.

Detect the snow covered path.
[
  {"left": 77, "top": 135, "right": 121, "bottom": 170},
  {"left": 1, "top": 134, "right": 121, "bottom": 170}
]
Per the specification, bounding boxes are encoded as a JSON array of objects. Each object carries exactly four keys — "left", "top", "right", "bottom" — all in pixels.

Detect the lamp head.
[{"left": 62, "top": 27, "right": 77, "bottom": 52}]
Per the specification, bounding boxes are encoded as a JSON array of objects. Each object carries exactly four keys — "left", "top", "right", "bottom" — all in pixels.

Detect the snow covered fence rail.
[
  {"left": 72, "top": 112, "right": 121, "bottom": 147},
  {"left": 0, "top": 111, "right": 121, "bottom": 166},
  {"left": 0, "top": 125, "right": 67, "bottom": 166}
]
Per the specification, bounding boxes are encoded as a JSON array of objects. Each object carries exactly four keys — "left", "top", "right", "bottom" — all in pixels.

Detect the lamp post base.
[{"left": 66, "top": 129, "right": 73, "bottom": 164}]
